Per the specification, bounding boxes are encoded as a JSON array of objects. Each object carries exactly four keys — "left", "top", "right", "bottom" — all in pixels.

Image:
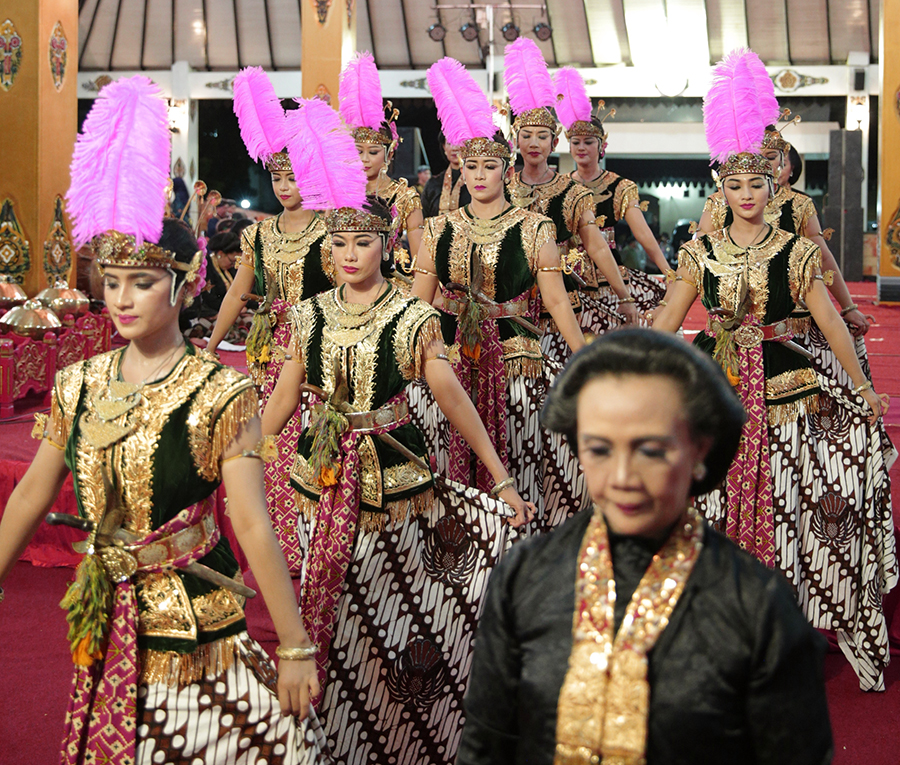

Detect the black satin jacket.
[{"left": 458, "top": 509, "right": 833, "bottom": 765}]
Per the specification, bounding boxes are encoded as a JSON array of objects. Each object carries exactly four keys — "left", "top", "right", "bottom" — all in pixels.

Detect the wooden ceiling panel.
[
  {"left": 745, "top": 1, "right": 789, "bottom": 64},
  {"left": 205, "top": 0, "right": 240, "bottom": 70},
  {"left": 268, "top": 0, "right": 303, "bottom": 69},
  {"left": 584, "top": 0, "right": 630, "bottom": 65},
  {"left": 367, "top": 0, "right": 412, "bottom": 66},
  {"left": 544, "top": 0, "right": 593, "bottom": 66},
  {"left": 232, "top": 0, "right": 273, "bottom": 68},
  {"left": 705, "top": 0, "right": 749, "bottom": 62},
  {"left": 141, "top": 0, "right": 173, "bottom": 69},
  {"left": 356, "top": 0, "right": 376, "bottom": 58},
  {"left": 786, "top": 0, "right": 829, "bottom": 64},
  {"left": 827, "top": 0, "right": 871, "bottom": 62},
  {"left": 79, "top": 0, "right": 119, "bottom": 70},
  {"left": 402, "top": 0, "right": 446, "bottom": 68},
  {"left": 172, "top": 0, "right": 207, "bottom": 68},
  {"left": 109, "top": 0, "right": 148, "bottom": 70}
]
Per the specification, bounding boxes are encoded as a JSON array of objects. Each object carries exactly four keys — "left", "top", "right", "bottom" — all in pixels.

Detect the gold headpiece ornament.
[
  {"left": 761, "top": 108, "right": 802, "bottom": 155},
  {"left": 459, "top": 136, "right": 512, "bottom": 161},
  {"left": 352, "top": 102, "right": 402, "bottom": 161},
  {"left": 512, "top": 107, "right": 561, "bottom": 137},
  {"left": 94, "top": 231, "right": 193, "bottom": 272},
  {"left": 713, "top": 152, "right": 775, "bottom": 183},
  {"left": 565, "top": 100, "right": 616, "bottom": 141},
  {"left": 265, "top": 151, "right": 292, "bottom": 172},
  {"left": 325, "top": 207, "right": 393, "bottom": 235}
]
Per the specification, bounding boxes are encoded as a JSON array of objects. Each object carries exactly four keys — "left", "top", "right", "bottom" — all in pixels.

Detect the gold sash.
[{"left": 554, "top": 507, "right": 704, "bottom": 765}]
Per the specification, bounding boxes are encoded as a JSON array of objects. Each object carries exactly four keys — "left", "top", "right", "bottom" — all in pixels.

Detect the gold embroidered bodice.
[
  {"left": 704, "top": 187, "right": 817, "bottom": 235},
  {"left": 571, "top": 170, "right": 640, "bottom": 224},
  {"left": 506, "top": 171, "right": 593, "bottom": 244},
  {"left": 240, "top": 213, "right": 332, "bottom": 304}
]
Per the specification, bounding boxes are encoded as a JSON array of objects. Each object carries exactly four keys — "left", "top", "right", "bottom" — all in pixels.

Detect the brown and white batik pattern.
[
  {"left": 698, "top": 377, "right": 897, "bottom": 691},
  {"left": 407, "top": 374, "right": 588, "bottom": 537},
  {"left": 316, "top": 485, "right": 516, "bottom": 765},
  {"left": 135, "top": 633, "right": 331, "bottom": 764}
]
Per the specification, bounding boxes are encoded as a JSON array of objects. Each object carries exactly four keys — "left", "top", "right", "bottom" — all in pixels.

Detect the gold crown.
[
  {"left": 459, "top": 136, "right": 512, "bottom": 161},
  {"left": 512, "top": 107, "right": 561, "bottom": 136},
  {"left": 265, "top": 151, "right": 292, "bottom": 172},
  {"left": 761, "top": 108, "right": 801, "bottom": 154},
  {"left": 352, "top": 127, "right": 392, "bottom": 147},
  {"left": 94, "top": 230, "right": 193, "bottom": 272},
  {"left": 325, "top": 207, "right": 392, "bottom": 234},
  {"left": 715, "top": 152, "right": 775, "bottom": 181},
  {"left": 352, "top": 102, "right": 402, "bottom": 159}
]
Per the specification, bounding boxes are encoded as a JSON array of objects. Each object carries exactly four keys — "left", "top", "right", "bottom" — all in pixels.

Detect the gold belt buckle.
[{"left": 733, "top": 324, "right": 764, "bottom": 348}]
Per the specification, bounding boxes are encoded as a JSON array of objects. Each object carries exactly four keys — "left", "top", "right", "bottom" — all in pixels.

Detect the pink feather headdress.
[
  {"left": 232, "top": 66, "right": 288, "bottom": 167},
  {"left": 504, "top": 37, "right": 559, "bottom": 133},
  {"left": 704, "top": 48, "right": 779, "bottom": 177},
  {"left": 286, "top": 98, "right": 367, "bottom": 215},
  {"left": 67, "top": 75, "right": 171, "bottom": 251},
  {"left": 554, "top": 68, "right": 591, "bottom": 132},
  {"left": 339, "top": 52, "right": 385, "bottom": 132}
]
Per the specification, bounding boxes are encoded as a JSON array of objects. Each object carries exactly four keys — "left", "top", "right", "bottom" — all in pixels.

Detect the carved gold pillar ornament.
[
  {"left": 879, "top": 0, "right": 900, "bottom": 301},
  {"left": 301, "top": 0, "right": 356, "bottom": 100},
  {"left": 0, "top": 19, "right": 23, "bottom": 91},
  {"left": 48, "top": 20, "right": 66, "bottom": 91},
  {"left": 0, "top": 200, "right": 30, "bottom": 281},
  {"left": 0, "top": 0, "right": 78, "bottom": 297},
  {"left": 43, "top": 196, "right": 72, "bottom": 278}
]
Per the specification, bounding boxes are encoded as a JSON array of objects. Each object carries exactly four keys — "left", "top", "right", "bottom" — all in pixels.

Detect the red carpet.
[{"left": 1, "top": 297, "right": 898, "bottom": 763}]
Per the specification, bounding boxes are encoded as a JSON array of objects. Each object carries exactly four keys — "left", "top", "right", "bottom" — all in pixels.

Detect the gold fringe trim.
[
  {"left": 411, "top": 316, "right": 445, "bottom": 381},
  {"left": 211, "top": 386, "right": 260, "bottom": 466},
  {"left": 767, "top": 393, "right": 821, "bottom": 426},
  {"left": 296, "top": 488, "right": 433, "bottom": 534},
  {"left": 140, "top": 634, "right": 240, "bottom": 687},
  {"left": 504, "top": 354, "right": 542, "bottom": 379}
]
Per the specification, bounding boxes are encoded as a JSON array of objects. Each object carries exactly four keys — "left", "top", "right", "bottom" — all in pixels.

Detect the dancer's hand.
[
  {"left": 499, "top": 486, "right": 535, "bottom": 528},
  {"left": 276, "top": 658, "right": 320, "bottom": 719},
  {"left": 844, "top": 308, "right": 873, "bottom": 336},
  {"left": 618, "top": 301, "right": 639, "bottom": 326},
  {"left": 860, "top": 387, "right": 885, "bottom": 424}
]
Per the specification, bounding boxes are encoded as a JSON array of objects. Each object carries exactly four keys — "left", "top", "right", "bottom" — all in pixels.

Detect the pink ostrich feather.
[
  {"left": 286, "top": 99, "right": 367, "bottom": 211},
  {"left": 232, "top": 66, "right": 287, "bottom": 163},
  {"left": 428, "top": 58, "right": 496, "bottom": 146},
  {"left": 554, "top": 67, "right": 591, "bottom": 131},
  {"left": 339, "top": 52, "right": 385, "bottom": 131},
  {"left": 703, "top": 49, "right": 770, "bottom": 164},
  {"left": 67, "top": 75, "right": 170, "bottom": 249},
  {"left": 744, "top": 50, "right": 781, "bottom": 128},
  {"left": 504, "top": 37, "right": 555, "bottom": 116}
]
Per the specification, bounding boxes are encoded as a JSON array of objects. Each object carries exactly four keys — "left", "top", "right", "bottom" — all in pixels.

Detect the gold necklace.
[{"left": 337, "top": 282, "right": 391, "bottom": 318}]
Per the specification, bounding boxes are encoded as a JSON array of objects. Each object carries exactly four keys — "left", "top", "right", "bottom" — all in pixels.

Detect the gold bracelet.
[
  {"left": 658, "top": 300, "right": 668, "bottom": 307},
  {"left": 221, "top": 435, "right": 279, "bottom": 464},
  {"left": 538, "top": 266, "right": 565, "bottom": 272},
  {"left": 428, "top": 353, "right": 449, "bottom": 363},
  {"left": 489, "top": 476, "right": 515, "bottom": 497},
  {"left": 618, "top": 296, "right": 636, "bottom": 304},
  {"left": 840, "top": 303, "right": 858, "bottom": 317},
  {"left": 275, "top": 644, "right": 317, "bottom": 661},
  {"left": 853, "top": 380, "right": 873, "bottom": 395}
]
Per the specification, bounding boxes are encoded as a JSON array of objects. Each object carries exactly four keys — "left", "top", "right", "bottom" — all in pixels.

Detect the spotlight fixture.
[
  {"left": 460, "top": 22, "right": 479, "bottom": 42},
  {"left": 533, "top": 22, "right": 552, "bottom": 42},
  {"left": 428, "top": 23, "right": 446, "bottom": 42},
  {"left": 501, "top": 22, "right": 520, "bottom": 42}
]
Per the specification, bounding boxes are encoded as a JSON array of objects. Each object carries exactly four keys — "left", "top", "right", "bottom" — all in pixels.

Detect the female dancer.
[
  {"left": 0, "top": 77, "right": 326, "bottom": 764},
  {"left": 699, "top": 118, "right": 871, "bottom": 335},
  {"left": 502, "top": 38, "right": 636, "bottom": 363},
  {"left": 654, "top": 50, "right": 896, "bottom": 691},
  {"left": 339, "top": 52, "right": 424, "bottom": 275},
  {"left": 555, "top": 67, "right": 668, "bottom": 321},
  {"left": 207, "top": 67, "right": 333, "bottom": 574},
  {"left": 263, "top": 97, "right": 532, "bottom": 764},
  {"left": 411, "top": 57, "right": 587, "bottom": 532},
  {"left": 459, "top": 330, "right": 832, "bottom": 765}
]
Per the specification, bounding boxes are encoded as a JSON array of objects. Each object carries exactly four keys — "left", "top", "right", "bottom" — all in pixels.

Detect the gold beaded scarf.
[{"left": 554, "top": 506, "right": 704, "bottom": 765}]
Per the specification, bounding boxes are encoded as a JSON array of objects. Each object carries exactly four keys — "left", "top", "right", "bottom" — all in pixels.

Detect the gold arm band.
[
  {"left": 538, "top": 266, "right": 565, "bottom": 272},
  {"left": 413, "top": 266, "right": 439, "bottom": 277},
  {"left": 427, "top": 353, "right": 450, "bottom": 363}
]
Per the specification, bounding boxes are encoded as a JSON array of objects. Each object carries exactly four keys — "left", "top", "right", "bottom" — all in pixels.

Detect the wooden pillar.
[
  {"left": 300, "top": 0, "right": 357, "bottom": 105},
  {"left": 878, "top": 0, "right": 900, "bottom": 301},
  {"left": 0, "top": 0, "right": 77, "bottom": 297}
]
